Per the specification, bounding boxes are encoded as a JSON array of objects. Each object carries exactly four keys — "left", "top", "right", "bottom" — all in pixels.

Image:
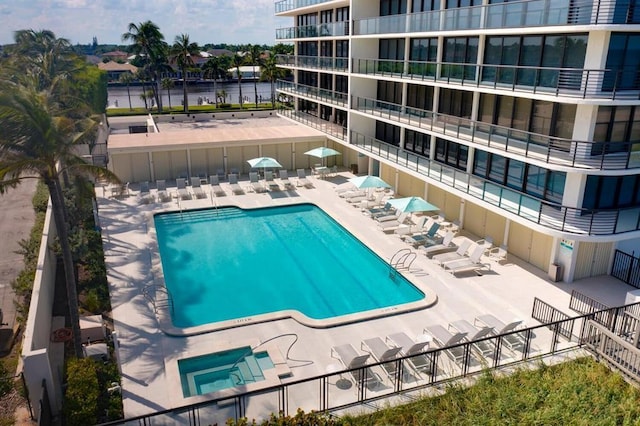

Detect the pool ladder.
[
  {"left": 389, "top": 248, "right": 416, "bottom": 279},
  {"left": 142, "top": 284, "right": 174, "bottom": 315}
]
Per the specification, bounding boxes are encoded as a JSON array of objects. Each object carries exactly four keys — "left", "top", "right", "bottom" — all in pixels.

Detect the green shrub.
[
  {"left": 226, "top": 409, "right": 343, "bottom": 425},
  {"left": 0, "top": 361, "right": 13, "bottom": 397},
  {"left": 64, "top": 358, "right": 99, "bottom": 426},
  {"left": 32, "top": 181, "right": 50, "bottom": 213}
]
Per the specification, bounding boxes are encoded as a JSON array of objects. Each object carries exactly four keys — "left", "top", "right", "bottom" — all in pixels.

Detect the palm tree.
[
  {"left": 119, "top": 72, "right": 134, "bottom": 110},
  {"left": 202, "top": 57, "right": 224, "bottom": 108},
  {"left": 169, "top": 34, "right": 199, "bottom": 113},
  {"left": 260, "top": 54, "right": 285, "bottom": 107},
  {"left": 217, "top": 89, "right": 228, "bottom": 104},
  {"left": 231, "top": 53, "right": 245, "bottom": 108},
  {"left": 122, "top": 21, "right": 167, "bottom": 112},
  {"left": 248, "top": 45, "right": 263, "bottom": 108},
  {"left": 0, "top": 85, "right": 118, "bottom": 358},
  {"left": 161, "top": 77, "right": 174, "bottom": 110}
]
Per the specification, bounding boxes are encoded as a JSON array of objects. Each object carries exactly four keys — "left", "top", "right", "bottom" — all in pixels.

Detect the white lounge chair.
[
  {"left": 249, "top": 172, "right": 266, "bottom": 193},
  {"left": 431, "top": 239, "right": 473, "bottom": 264},
  {"left": 361, "top": 337, "right": 403, "bottom": 382},
  {"left": 279, "top": 170, "right": 295, "bottom": 190},
  {"left": 156, "top": 180, "right": 171, "bottom": 202},
  {"left": 296, "top": 169, "right": 313, "bottom": 188},
  {"left": 474, "top": 314, "right": 525, "bottom": 352},
  {"left": 209, "top": 175, "right": 226, "bottom": 197},
  {"left": 264, "top": 171, "right": 281, "bottom": 191},
  {"left": 176, "top": 178, "right": 191, "bottom": 200},
  {"left": 424, "top": 325, "right": 468, "bottom": 363},
  {"left": 216, "top": 168, "right": 225, "bottom": 181},
  {"left": 228, "top": 173, "right": 244, "bottom": 195},
  {"left": 487, "top": 245, "right": 508, "bottom": 263},
  {"left": 375, "top": 209, "right": 403, "bottom": 223},
  {"left": 138, "top": 181, "right": 154, "bottom": 204},
  {"left": 449, "top": 320, "right": 495, "bottom": 358},
  {"left": 442, "top": 244, "right": 491, "bottom": 275},
  {"left": 190, "top": 177, "right": 206, "bottom": 199},
  {"left": 331, "top": 344, "right": 382, "bottom": 390},
  {"left": 378, "top": 212, "right": 409, "bottom": 232},
  {"left": 404, "top": 222, "right": 441, "bottom": 247},
  {"left": 386, "top": 332, "right": 434, "bottom": 375}
]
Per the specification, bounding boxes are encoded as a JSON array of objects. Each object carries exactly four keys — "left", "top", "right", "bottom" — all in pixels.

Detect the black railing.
[
  {"left": 277, "top": 80, "right": 349, "bottom": 107},
  {"left": 278, "top": 108, "right": 347, "bottom": 140},
  {"left": 612, "top": 250, "right": 640, "bottom": 289},
  {"left": 276, "top": 54, "right": 349, "bottom": 72},
  {"left": 352, "top": 58, "right": 640, "bottom": 101},
  {"left": 569, "top": 289, "right": 610, "bottom": 315},
  {"left": 99, "top": 301, "right": 640, "bottom": 426},
  {"left": 531, "top": 297, "right": 573, "bottom": 339}
]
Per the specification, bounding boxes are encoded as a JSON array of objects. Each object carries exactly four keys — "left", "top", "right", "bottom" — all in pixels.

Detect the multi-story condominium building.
[{"left": 274, "top": 0, "right": 640, "bottom": 283}]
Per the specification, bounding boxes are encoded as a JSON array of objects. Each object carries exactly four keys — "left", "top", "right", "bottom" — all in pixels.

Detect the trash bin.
[
  {"left": 548, "top": 263, "right": 563, "bottom": 282},
  {"left": 350, "top": 164, "right": 358, "bottom": 174}
]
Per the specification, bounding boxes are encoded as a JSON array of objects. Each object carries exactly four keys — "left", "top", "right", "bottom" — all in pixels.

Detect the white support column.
[
  {"left": 186, "top": 148, "right": 192, "bottom": 177},
  {"left": 148, "top": 152, "right": 155, "bottom": 181},
  {"left": 503, "top": 218, "right": 510, "bottom": 245}
]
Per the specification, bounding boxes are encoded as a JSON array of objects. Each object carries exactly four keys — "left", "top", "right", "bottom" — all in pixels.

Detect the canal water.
[{"left": 108, "top": 81, "right": 273, "bottom": 109}]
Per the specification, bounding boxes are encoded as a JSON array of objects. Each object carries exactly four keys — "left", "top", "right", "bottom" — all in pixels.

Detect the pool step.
[
  {"left": 245, "top": 355, "right": 265, "bottom": 380},
  {"left": 156, "top": 208, "right": 245, "bottom": 226}
]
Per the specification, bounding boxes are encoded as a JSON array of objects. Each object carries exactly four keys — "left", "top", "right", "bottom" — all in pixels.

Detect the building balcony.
[
  {"left": 275, "top": 0, "right": 340, "bottom": 15},
  {"left": 277, "top": 80, "right": 349, "bottom": 108},
  {"left": 276, "top": 21, "right": 349, "bottom": 40},
  {"left": 278, "top": 108, "right": 347, "bottom": 141},
  {"left": 353, "top": 96, "right": 640, "bottom": 171},
  {"left": 349, "top": 130, "right": 640, "bottom": 237},
  {"left": 353, "top": 58, "right": 640, "bottom": 102},
  {"left": 276, "top": 54, "right": 349, "bottom": 73},
  {"left": 354, "top": 0, "right": 626, "bottom": 35}
]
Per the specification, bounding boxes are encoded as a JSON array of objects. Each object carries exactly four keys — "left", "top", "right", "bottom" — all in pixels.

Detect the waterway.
[{"left": 107, "top": 81, "right": 273, "bottom": 109}]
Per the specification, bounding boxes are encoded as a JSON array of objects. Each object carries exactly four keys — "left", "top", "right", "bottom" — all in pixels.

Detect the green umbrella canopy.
[
  {"left": 348, "top": 175, "right": 391, "bottom": 189},
  {"left": 386, "top": 196, "right": 439, "bottom": 213}
]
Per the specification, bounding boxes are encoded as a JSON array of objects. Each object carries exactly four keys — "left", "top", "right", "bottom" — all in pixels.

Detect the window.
[
  {"left": 298, "top": 70, "right": 317, "bottom": 87},
  {"left": 336, "top": 41, "right": 349, "bottom": 57},
  {"left": 320, "top": 73, "right": 332, "bottom": 90},
  {"left": 439, "top": 89, "right": 472, "bottom": 118},
  {"left": 376, "top": 121, "right": 401, "bottom": 146},
  {"left": 320, "top": 10, "right": 332, "bottom": 24},
  {"left": 405, "top": 129, "right": 431, "bottom": 157},
  {"left": 435, "top": 138, "right": 468, "bottom": 170},
  {"left": 336, "top": 7, "right": 349, "bottom": 22},
  {"left": 335, "top": 75, "right": 348, "bottom": 94},
  {"left": 377, "top": 81, "right": 402, "bottom": 104},
  {"left": 442, "top": 37, "right": 478, "bottom": 80},
  {"left": 298, "top": 41, "right": 317, "bottom": 57},
  {"left": 380, "top": 0, "right": 407, "bottom": 16},
  {"left": 413, "top": 0, "right": 440, "bottom": 12},
  {"left": 592, "top": 106, "right": 640, "bottom": 155},
  {"left": 320, "top": 41, "right": 332, "bottom": 57},
  {"left": 379, "top": 39, "right": 405, "bottom": 73},
  {"left": 406, "top": 84, "right": 434, "bottom": 111},
  {"left": 409, "top": 38, "right": 438, "bottom": 77},
  {"left": 604, "top": 33, "right": 640, "bottom": 91}
]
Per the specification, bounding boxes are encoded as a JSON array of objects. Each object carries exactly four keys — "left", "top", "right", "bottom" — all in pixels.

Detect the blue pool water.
[
  {"left": 179, "top": 347, "right": 274, "bottom": 396},
  {"left": 154, "top": 204, "right": 424, "bottom": 328}
]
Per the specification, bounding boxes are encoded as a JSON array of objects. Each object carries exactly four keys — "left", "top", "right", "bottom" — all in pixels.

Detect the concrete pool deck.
[{"left": 97, "top": 171, "right": 636, "bottom": 418}]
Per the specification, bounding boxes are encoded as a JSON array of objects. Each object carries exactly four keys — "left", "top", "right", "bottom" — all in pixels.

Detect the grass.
[
  {"left": 340, "top": 357, "right": 640, "bottom": 426},
  {"left": 106, "top": 102, "right": 277, "bottom": 116}
]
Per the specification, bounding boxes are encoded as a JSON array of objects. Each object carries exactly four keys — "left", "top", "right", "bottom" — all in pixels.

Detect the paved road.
[{"left": 0, "top": 179, "right": 37, "bottom": 334}]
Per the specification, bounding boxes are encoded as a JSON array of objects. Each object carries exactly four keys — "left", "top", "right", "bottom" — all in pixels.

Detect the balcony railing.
[
  {"left": 276, "top": 21, "right": 349, "bottom": 40},
  {"left": 278, "top": 108, "right": 347, "bottom": 141},
  {"left": 276, "top": 54, "right": 349, "bottom": 72},
  {"left": 353, "top": 96, "right": 640, "bottom": 171},
  {"left": 349, "top": 129, "right": 640, "bottom": 236},
  {"left": 278, "top": 80, "right": 349, "bottom": 107},
  {"left": 275, "top": 0, "right": 335, "bottom": 14},
  {"left": 354, "top": 0, "right": 625, "bottom": 35},
  {"left": 353, "top": 58, "right": 640, "bottom": 101}
]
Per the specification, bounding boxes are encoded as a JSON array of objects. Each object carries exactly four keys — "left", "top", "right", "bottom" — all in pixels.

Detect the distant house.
[
  {"left": 228, "top": 65, "right": 261, "bottom": 81},
  {"left": 206, "top": 48, "right": 233, "bottom": 58},
  {"left": 98, "top": 61, "right": 138, "bottom": 83},
  {"left": 101, "top": 50, "right": 129, "bottom": 62}
]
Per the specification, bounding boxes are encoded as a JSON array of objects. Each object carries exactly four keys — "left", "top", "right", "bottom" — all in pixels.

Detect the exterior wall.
[
  {"left": 110, "top": 152, "right": 151, "bottom": 183},
  {"left": 190, "top": 147, "right": 225, "bottom": 177},
  {"left": 508, "top": 221, "right": 553, "bottom": 272},
  {"left": 22, "top": 202, "right": 62, "bottom": 419},
  {"left": 574, "top": 242, "right": 614, "bottom": 280},
  {"left": 465, "top": 201, "right": 507, "bottom": 246}
]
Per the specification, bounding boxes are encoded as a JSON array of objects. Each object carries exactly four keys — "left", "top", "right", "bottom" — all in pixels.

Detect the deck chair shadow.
[
  {"left": 264, "top": 171, "right": 281, "bottom": 191},
  {"left": 449, "top": 320, "right": 496, "bottom": 359},
  {"left": 331, "top": 344, "right": 383, "bottom": 391},
  {"left": 249, "top": 172, "right": 267, "bottom": 193},
  {"left": 361, "top": 338, "right": 404, "bottom": 383},
  {"left": 138, "top": 181, "right": 154, "bottom": 204},
  {"left": 209, "top": 175, "right": 226, "bottom": 197},
  {"left": 474, "top": 314, "right": 525, "bottom": 353}
]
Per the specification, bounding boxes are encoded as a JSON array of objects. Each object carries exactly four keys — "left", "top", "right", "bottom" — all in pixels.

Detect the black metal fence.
[
  {"left": 531, "top": 297, "right": 573, "bottom": 339},
  {"left": 569, "top": 289, "right": 610, "bottom": 315},
  {"left": 611, "top": 250, "right": 640, "bottom": 289}
]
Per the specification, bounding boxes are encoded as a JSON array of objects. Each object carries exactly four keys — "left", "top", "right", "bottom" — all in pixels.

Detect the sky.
[{"left": 0, "top": 0, "right": 288, "bottom": 46}]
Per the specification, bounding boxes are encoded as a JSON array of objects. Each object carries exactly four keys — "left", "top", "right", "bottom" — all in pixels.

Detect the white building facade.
[{"left": 275, "top": 0, "right": 640, "bottom": 283}]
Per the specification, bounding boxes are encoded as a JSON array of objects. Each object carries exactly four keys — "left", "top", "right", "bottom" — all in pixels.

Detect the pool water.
[
  {"left": 179, "top": 347, "right": 274, "bottom": 396},
  {"left": 154, "top": 204, "right": 424, "bottom": 328}
]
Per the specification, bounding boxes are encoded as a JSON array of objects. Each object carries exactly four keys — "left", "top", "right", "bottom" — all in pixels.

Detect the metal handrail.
[
  {"left": 275, "top": 0, "right": 335, "bottom": 14},
  {"left": 352, "top": 58, "right": 640, "bottom": 101},
  {"left": 277, "top": 80, "right": 349, "bottom": 107},
  {"left": 276, "top": 20, "right": 349, "bottom": 39},
  {"left": 276, "top": 54, "right": 349, "bottom": 72}
]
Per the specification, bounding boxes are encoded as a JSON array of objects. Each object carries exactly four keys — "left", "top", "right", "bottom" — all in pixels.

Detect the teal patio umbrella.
[
  {"left": 247, "top": 157, "right": 282, "bottom": 176},
  {"left": 348, "top": 175, "right": 391, "bottom": 190},
  {"left": 386, "top": 196, "right": 439, "bottom": 230},
  {"left": 304, "top": 147, "right": 342, "bottom": 166}
]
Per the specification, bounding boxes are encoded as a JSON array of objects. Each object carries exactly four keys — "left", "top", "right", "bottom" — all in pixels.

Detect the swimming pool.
[{"left": 154, "top": 204, "right": 427, "bottom": 331}]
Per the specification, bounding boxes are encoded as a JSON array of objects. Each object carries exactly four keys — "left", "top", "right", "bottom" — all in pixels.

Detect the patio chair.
[
  {"left": 216, "top": 168, "right": 226, "bottom": 181},
  {"left": 342, "top": 190, "right": 367, "bottom": 200},
  {"left": 378, "top": 212, "right": 409, "bottom": 233},
  {"left": 176, "top": 178, "right": 191, "bottom": 200},
  {"left": 365, "top": 202, "right": 394, "bottom": 218},
  {"left": 424, "top": 324, "right": 468, "bottom": 364},
  {"left": 156, "top": 180, "right": 171, "bottom": 202},
  {"left": 228, "top": 173, "right": 244, "bottom": 195},
  {"left": 190, "top": 177, "right": 206, "bottom": 199},
  {"left": 419, "top": 231, "right": 457, "bottom": 257},
  {"left": 264, "top": 171, "right": 281, "bottom": 191},
  {"left": 209, "top": 175, "right": 226, "bottom": 197},
  {"left": 386, "top": 332, "right": 434, "bottom": 375},
  {"left": 331, "top": 344, "right": 382, "bottom": 390},
  {"left": 442, "top": 244, "right": 491, "bottom": 275},
  {"left": 279, "top": 170, "right": 295, "bottom": 190},
  {"left": 449, "top": 320, "right": 496, "bottom": 358},
  {"left": 487, "top": 245, "right": 508, "bottom": 263},
  {"left": 431, "top": 239, "right": 473, "bottom": 264},
  {"left": 404, "top": 221, "right": 441, "bottom": 247},
  {"left": 138, "top": 181, "right": 154, "bottom": 204},
  {"left": 361, "top": 337, "right": 403, "bottom": 382},
  {"left": 296, "top": 169, "right": 313, "bottom": 188},
  {"left": 474, "top": 314, "right": 525, "bottom": 352},
  {"left": 249, "top": 172, "right": 267, "bottom": 193},
  {"left": 375, "top": 209, "right": 403, "bottom": 223}
]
